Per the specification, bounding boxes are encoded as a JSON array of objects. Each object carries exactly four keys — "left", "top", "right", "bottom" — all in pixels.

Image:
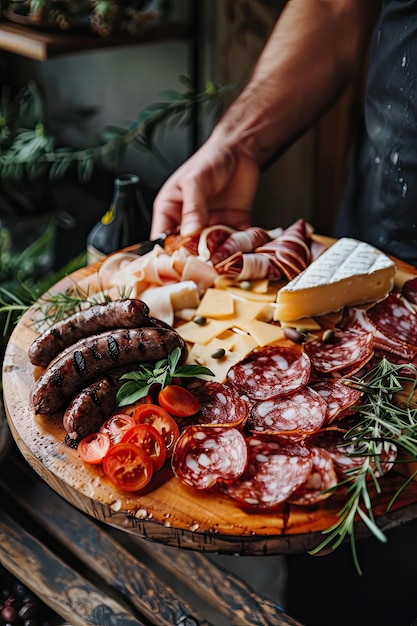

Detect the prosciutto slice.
[
  {"left": 214, "top": 250, "right": 272, "bottom": 281},
  {"left": 211, "top": 226, "right": 272, "bottom": 266},
  {"left": 256, "top": 218, "right": 311, "bottom": 281}
]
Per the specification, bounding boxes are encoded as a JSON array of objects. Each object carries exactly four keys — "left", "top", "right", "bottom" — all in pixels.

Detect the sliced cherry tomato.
[
  {"left": 103, "top": 442, "right": 153, "bottom": 492},
  {"left": 121, "top": 423, "right": 166, "bottom": 471},
  {"left": 99, "top": 413, "right": 136, "bottom": 444},
  {"left": 131, "top": 403, "right": 180, "bottom": 457},
  {"left": 158, "top": 384, "right": 200, "bottom": 418},
  {"left": 119, "top": 395, "right": 154, "bottom": 417},
  {"left": 78, "top": 431, "right": 111, "bottom": 465}
]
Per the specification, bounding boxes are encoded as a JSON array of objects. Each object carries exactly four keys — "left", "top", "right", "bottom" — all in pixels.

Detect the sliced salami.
[
  {"left": 339, "top": 306, "right": 417, "bottom": 362},
  {"left": 171, "top": 426, "right": 247, "bottom": 490},
  {"left": 226, "top": 345, "right": 311, "bottom": 401},
  {"left": 248, "top": 386, "right": 327, "bottom": 438},
  {"left": 190, "top": 381, "right": 248, "bottom": 428},
  {"left": 367, "top": 293, "right": 417, "bottom": 348},
  {"left": 309, "top": 428, "right": 398, "bottom": 479},
  {"left": 309, "top": 379, "right": 363, "bottom": 424},
  {"left": 220, "top": 436, "right": 313, "bottom": 508},
  {"left": 401, "top": 277, "right": 417, "bottom": 306},
  {"left": 304, "top": 329, "right": 374, "bottom": 375},
  {"left": 288, "top": 446, "right": 338, "bottom": 506}
]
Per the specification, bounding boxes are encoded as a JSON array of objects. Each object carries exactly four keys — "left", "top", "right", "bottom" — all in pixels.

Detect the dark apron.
[{"left": 335, "top": 0, "right": 417, "bottom": 266}]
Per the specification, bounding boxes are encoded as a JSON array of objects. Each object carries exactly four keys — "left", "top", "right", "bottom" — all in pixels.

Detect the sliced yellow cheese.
[
  {"left": 196, "top": 288, "right": 235, "bottom": 319},
  {"left": 224, "top": 285, "right": 280, "bottom": 302},
  {"left": 187, "top": 331, "right": 258, "bottom": 382},
  {"left": 177, "top": 318, "right": 233, "bottom": 344},
  {"left": 246, "top": 319, "right": 285, "bottom": 347},
  {"left": 275, "top": 238, "right": 396, "bottom": 322},
  {"left": 279, "top": 317, "right": 321, "bottom": 331}
]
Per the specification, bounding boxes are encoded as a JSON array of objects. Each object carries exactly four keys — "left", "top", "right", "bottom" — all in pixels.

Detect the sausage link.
[
  {"left": 28, "top": 299, "right": 151, "bottom": 367},
  {"left": 63, "top": 368, "right": 129, "bottom": 441},
  {"left": 31, "top": 327, "right": 187, "bottom": 415}
]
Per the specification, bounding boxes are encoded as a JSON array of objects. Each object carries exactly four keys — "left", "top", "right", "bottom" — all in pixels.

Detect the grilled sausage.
[
  {"left": 28, "top": 299, "right": 151, "bottom": 367},
  {"left": 63, "top": 368, "right": 129, "bottom": 441},
  {"left": 31, "top": 327, "right": 187, "bottom": 416}
]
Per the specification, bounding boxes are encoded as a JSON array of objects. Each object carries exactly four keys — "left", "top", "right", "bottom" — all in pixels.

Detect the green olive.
[
  {"left": 239, "top": 281, "right": 252, "bottom": 291},
  {"left": 193, "top": 316, "right": 207, "bottom": 326},
  {"left": 322, "top": 329, "right": 335, "bottom": 343},
  {"left": 211, "top": 348, "right": 226, "bottom": 359}
]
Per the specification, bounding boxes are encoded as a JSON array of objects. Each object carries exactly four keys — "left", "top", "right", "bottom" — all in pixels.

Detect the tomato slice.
[
  {"left": 158, "top": 385, "right": 200, "bottom": 418},
  {"left": 131, "top": 403, "right": 180, "bottom": 457},
  {"left": 103, "top": 442, "right": 153, "bottom": 492},
  {"left": 121, "top": 423, "right": 167, "bottom": 471},
  {"left": 78, "top": 431, "right": 111, "bottom": 465},
  {"left": 99, "top": 413, "right": 136, "bottom": 444}
]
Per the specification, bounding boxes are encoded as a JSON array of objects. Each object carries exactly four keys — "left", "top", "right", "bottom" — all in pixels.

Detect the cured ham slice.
[
  {"left": 220, "top": 437, "right": 313, "bottom": 508},
  {"left": 211, "top": 226, "right": 272, "bottom": 267},
  {"left": 196, "top": 225, "right": 236, "bottom": 261},
  {"left": 226, "top": 345, "right": 311, "bottom": 401},
  {"left": 248, "top": 386, "right": 327, "bottom": 438},
  {"left": 171, "top": 425, "right": 247, "bottom": 489},
  {"left": 256, "top": 218, "right": 311, "bottom": 281},
  {"left": 214, "top": 251, "right": 272, "bottom": 281}
]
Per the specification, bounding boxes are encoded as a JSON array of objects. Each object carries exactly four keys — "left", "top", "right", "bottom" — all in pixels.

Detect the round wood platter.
[{"left": 3, "top": 255, "right": 417, "bottom": 556}]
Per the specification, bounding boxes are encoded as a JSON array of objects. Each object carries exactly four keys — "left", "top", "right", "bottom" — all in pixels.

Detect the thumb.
[{"left": 180, "top": 182, "right": 209, "bottom": 236}]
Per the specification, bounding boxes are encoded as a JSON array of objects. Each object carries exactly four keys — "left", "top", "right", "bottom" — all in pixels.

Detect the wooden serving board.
[{"left": 3, "top": 256, "right": 417, "bottom": 556}]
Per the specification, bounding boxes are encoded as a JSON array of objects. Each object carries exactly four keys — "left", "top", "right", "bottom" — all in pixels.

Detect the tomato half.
[
  {"left": 158, "top": 385, "right": 200, "bottom": 418},
  {"left": 121, "top": 423, "right": 166, "bottom": 471},
  {"left": 131, "top": 403, "right": 180, "bottom": 457},
  {"left": 78, "top": 431, "right": 111, "bottom": 465},
  {"left": 99, "top": 413, "right": 136, "bottom": 444},
  {"left": 103, "top": 442, "right": 153, "bottom": 492}
]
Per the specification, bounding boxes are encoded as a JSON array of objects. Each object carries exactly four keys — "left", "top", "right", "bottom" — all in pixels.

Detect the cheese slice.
[
  {"left": 195, "top": 288, "right": 235, "bottom": 319},
  {"left": 274, "top": 238, "right": 396, "bottom": 322}
]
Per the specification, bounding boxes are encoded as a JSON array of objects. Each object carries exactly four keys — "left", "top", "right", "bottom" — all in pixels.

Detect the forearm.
[{"left": 210, "top": 0, "right": 375, "bottom": 166}]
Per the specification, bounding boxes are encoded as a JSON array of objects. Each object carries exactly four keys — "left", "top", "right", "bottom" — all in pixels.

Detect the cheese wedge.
[{"left": 274, "top": 238, "right": 396, "bottom": 322}]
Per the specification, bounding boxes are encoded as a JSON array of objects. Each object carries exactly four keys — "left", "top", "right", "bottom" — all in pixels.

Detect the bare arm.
[{"left": 151, "top": 0, "right": 376, "bottom": 239}]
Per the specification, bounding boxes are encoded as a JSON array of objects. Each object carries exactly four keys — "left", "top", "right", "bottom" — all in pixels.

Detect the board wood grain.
[{"left": 3, "top": 253, "right": 417, "bottom": 555}]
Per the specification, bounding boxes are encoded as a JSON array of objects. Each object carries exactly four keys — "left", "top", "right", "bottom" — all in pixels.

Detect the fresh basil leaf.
[
  {"left": 116, "top": 382, "right": 152, "bottom": 407},
  {"left": 174, "top": 364, "right": 214, "bottom": 378},
  {"left": 168, "top": 347, "right": 182, "bottom": 374}
]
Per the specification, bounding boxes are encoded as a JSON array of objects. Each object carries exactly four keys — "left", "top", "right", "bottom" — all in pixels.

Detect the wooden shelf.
[{"left": 0, "top": 21, "right": 192, "bottom": 61}]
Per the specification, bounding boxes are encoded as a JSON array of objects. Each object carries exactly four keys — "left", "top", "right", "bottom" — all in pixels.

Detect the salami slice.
[
  {"left": 309, "top": 379, "right": 363, "bottom": 424},
  {"left": 304, "top": 329, "right": 374, "bottom": 375},
  {"left": 171, "top": 426, "right": 247, "bottom": 490},
  {"left": 190, "top": 381, "right": 248, "bottom": 428},
  {"left": 309, "top": 428, "right": 398, "bottom": 479},
  {"left": 220, "top": 436, "right": 313, "bottom": 508},
  {"left": 248, "top": 386, "right": 327, "bottom": 438},
  {"left": 401, "top": 277, "right": 417, "bottom": 305},
  {"left": 288, "top": 446, "right": 338, "bottom": 505},
  {"left": 226, "top": 345, "right": 311, "bottom": 401},
  {"left": 339, "top": 306, "right": 417, "bottom": 362},
  {"left": 367, "top": 293, "right": 417, "bottom": 348}
]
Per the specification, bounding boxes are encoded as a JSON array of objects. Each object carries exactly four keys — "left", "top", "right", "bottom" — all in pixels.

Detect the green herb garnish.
[
  {"left": 310, "top": 358, "right": 417, "bottom": 574},
  {"left": 116, "top": 347, "right": 214, "bottom": 407}
]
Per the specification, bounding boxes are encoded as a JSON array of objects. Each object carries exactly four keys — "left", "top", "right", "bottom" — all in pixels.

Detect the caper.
[
  {"left": 239, "top": 281, "right": 252, "bottom": 291},
  {"left": 283, "top": 327, "right": 306, "bottom": 344},
  {"left": 322, "top": 329, "right": 335, "bottom": 343},
  {"left": 193, "top": 316, "right": 207, "bottom": 326},
  {"left": 211, "top": 348, "right": 226, "bottom": 359}
]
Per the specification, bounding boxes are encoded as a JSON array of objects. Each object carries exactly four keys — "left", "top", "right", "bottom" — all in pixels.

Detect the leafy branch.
[
  {"left": 0, "top": 77, "right": 235, "bottom": 182},
  {"left": 310, "top": 358, "right": 417, "bottom": 574}
]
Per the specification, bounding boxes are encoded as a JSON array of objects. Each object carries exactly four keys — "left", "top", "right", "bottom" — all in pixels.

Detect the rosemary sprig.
[{"left": 310, "top": 358, "right": 417, "bottom": 573}]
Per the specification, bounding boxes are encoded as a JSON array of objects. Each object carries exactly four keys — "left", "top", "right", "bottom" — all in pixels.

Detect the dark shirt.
[{"left": 335, "top": 0, "right": 417, "bottom": 266}]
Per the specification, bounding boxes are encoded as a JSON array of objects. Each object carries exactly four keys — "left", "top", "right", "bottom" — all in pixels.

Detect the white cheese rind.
[{"left": 275, "top": 238, "right": 396, "bottom": 321}]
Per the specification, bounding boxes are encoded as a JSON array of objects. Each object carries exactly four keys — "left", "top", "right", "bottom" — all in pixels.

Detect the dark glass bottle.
[{"left": 86, "top": 173, "right": 151, "bottom": 264}]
